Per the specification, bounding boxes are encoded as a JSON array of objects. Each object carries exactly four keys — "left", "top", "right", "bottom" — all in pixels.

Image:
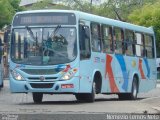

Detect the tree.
[
  {"left": 0, "top": 0, "right": 14, "bottom": 28},
  {"left": 9, "top": 0, "right": 24, "bottom": 12},
  {"left": 64, "top": 0, "right": 158, "bottom": 21},
  {"left": 28, "top": 0, "right": 70, "bottom": 10},
  {"left": 128, "top": 1, "right": 160, "bottom": 56},
  {"left": 27, "top": 0, "right": 158, "bottom": 22},
  {"left": 30, "top": 0, "right": 52, "bottom": 10},
  {"left": 0, "top": 0, "right": 23, "bottom": 28}
]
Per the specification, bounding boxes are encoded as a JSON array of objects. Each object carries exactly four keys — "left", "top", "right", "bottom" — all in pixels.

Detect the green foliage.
[
  {"left": 128, "top": 1, "right": 160, "bottom": 56},
  {"left": 9, "top": 0, "right": 24, "bottom": 12},
  {"left": 0, "top": 0, "right": 23, "bottom": 28},
  {"left": 29, "top": 0, "right": 69, "bottom": 10},
  {"left": 0, "top": 0, "right": 14, "bottom": 28},
  {"left": 27, "top": 0, "right": 158, "bottom": 21},
  {"left": 64, "top": 0, "right": 158, "bottom": 21},
  {"left": 31, "top": 0, "right": 52, "bottom": 10}
]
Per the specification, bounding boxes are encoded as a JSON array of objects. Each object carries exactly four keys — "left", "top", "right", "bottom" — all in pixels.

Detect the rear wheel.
[
  {"left": 32, "top": 93, "right": 43, "bottom": 103},
  {"left": 118, "top": 77, "right": 138, "bottom": 100}
]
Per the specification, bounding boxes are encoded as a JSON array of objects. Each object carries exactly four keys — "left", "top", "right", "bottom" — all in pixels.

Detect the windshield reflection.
[{"left": 11, "top": 27, "right": 77, "bottom": 65}]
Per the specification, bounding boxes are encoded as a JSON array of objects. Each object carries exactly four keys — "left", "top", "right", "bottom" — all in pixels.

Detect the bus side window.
[
  {"left": 79, "top": 24, "right": 91, "bottom": 60},
  {"left": 144, "top": 34, "right": 154, "bottom": 58},
  {"left": 135, "top": 33, "right": 144, "bottom": 57},
  {"left": 125, "top": 30, "right": 135, "bottom": 56},
  {"left": 102, "top": 25, "right": 113, "bottom": 53},
  {"left": 91, "top": 23, "right": 101, "bottom": 52},
  {"left": 113, "top": 27, "right": 124, "bottom": 54}
]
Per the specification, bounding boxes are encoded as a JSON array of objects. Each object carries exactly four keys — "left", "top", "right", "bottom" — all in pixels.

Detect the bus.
[
  {"left": 0, "top": 57, "right": 3, "bottom": 89},
  {"left": 0, "top": 34, "right": 4, "bottom": 89},
  {"left": 9, "top": 10, "right": 157, "bottom": 103},
  {"left": 156, "top": 58, "right": 160, "bottom": 71},
  {"left": 0, "top": 67, "right": 3, "bottom": 89}
]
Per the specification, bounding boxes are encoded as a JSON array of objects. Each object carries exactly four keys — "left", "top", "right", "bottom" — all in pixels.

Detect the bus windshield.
[{"left": 11, "top": 27, "right": 77, "bottom": 65}]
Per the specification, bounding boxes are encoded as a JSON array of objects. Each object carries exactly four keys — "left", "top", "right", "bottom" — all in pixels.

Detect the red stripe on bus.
[
  {"left": 139, "top": 59, "right": 146, "bottom": 79},
  {"left": 106, "top": 55, "right": 119, "bottom": 92}
]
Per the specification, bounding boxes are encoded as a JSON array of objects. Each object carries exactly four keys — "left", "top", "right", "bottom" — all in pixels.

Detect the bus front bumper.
[{"left": 9, "top": 77, "right": 79, "bottom": 93}]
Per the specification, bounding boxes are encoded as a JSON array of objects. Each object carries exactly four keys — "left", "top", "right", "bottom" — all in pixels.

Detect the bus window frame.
[
  {"left": 124, "top": 29, "right": 135, "bottom": 56},
  {"left": 90, "top": 22, "right": 102, "bottom": 52},
  {"left": 113, "top": 27, "right": 124, "bottom": 55},
  {"left": 79, "top": 24, "right": 91, "bottom": 60},
  {"left": 135, "top": 32, "right": 145, "bottom": 58},
  {"left": 101, "top": 24, "right": 113, "bottom": 54},
  {"left": 144, "top": 34, "right": 154, "bottom": 59}
]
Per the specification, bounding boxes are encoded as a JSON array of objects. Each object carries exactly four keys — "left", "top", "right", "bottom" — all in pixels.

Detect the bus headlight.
[
  {"left": 61, "top": 68, "right": 77, "bottom": 80},
  {"left": 11, "top": 70, "right": 25, "bottom": 81}
]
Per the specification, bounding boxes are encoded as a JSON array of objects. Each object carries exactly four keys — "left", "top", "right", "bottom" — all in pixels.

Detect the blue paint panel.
[
  {"left": 55, "top": 64, "right": 65, "bottom": 72},
  {"left": 143, "top": 58, "right": 150, "bottom": 78},
  {"left": 115, "top": 55, "right": 128, "bottom": 91}
]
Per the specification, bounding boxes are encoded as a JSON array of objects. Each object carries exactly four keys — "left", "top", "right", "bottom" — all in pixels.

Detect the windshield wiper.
[
  {"left": 49, "top": 25, "right": 61, "bottom": 39},
  {"left": 25, "top": 26, "right": 37, "bottom": 41}
]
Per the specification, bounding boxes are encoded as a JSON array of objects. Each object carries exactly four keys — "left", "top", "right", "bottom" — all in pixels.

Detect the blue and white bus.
[
  {"left": 9, "top": 10, "right": 157, "bottom": 103},
  {"left": 0, "top": 65, "right": 3, "bottom": 89},
  {"left": 0, "top": 38, "right": 3, "bottom": 89}
]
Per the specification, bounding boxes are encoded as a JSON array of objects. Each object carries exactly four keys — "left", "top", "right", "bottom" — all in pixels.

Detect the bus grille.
[
  {"left": 30, "top": 83, "right": 54, "bottom": 88},
  {"left": 21, "top": 68, "right": 64, "bottom": 75},
  {"left": 28, "top": 77, "right": 58, "bottom": 81}
]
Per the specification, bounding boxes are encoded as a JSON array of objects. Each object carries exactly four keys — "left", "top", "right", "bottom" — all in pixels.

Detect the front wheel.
[
  {"left": 32, "top": 93, "right": 43, "bottom": 103},
  {"left": 75, "top": 82, "right": 95, "bottom": 102},
  {"left": 0, "top": 82, "right": 3, "bottom": 88}
]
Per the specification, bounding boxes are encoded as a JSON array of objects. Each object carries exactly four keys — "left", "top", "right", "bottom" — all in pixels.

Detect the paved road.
[{"left": 0, "top": 80, "right": 160, "bottom": 115}]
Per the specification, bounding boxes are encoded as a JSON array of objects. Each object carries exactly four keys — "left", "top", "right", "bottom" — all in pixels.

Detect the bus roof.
[{"left": 15, "top": 10, "right": 154, "bottom": 34}]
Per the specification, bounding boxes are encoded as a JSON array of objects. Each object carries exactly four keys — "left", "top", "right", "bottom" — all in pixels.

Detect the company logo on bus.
[{"left": 40, "top": 76, "right": 45, "bottom": 81}]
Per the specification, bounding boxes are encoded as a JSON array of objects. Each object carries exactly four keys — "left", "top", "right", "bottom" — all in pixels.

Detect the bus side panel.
[
  {"left": 138, "top": 58, "right": 157, "bottom": 92},
  {"left": 79, "top": 52, "right": 105, "bottom": 93},
  {"left": 114, "top": 55, "right": 138, "bottom": 93},
  {"left": 122, "top": 56, "right": 138, "bottom": 93},
  {"left": 101, "top": 54, "right": 132, "bottom": 94},
  {"left": 101, "top": 53, "right": 113, "bottom": 93},
  {"left": 97, "top": 53, "right": 156, "bottom": 94},
  {"left": 79, "top": 59, "right": 93, "bottom": 93},
  {"left": 114, "top": 54, "right": 129, "bottom": 93},
  {"left": 102, "top": 54, "right": 126, "bottom": 93}
]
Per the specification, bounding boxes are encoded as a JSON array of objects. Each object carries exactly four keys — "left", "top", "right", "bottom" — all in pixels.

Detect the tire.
[
  {"left": 75, "top": 93, "right": 85, "bottom": 101},
  {"left": 118, "top": 93, "right": 126, "bottom": 100},
  {"left": 86, "top": 82, "right": 96, "bottom": 102},
  {"left": 75, "top": 81, "right": 95, "bottom": 102},
  {"left": 0, "top": 82, "right": 3, "bottom": 88},
  {"left": 32, "top": 93, "right": 43, "bottom": 103},
  {"left": 118, "top": 77, "right": 138, "bottom": 100},
  {"left": 0, "top": 73, "right": 4, "bottom": 89}
]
